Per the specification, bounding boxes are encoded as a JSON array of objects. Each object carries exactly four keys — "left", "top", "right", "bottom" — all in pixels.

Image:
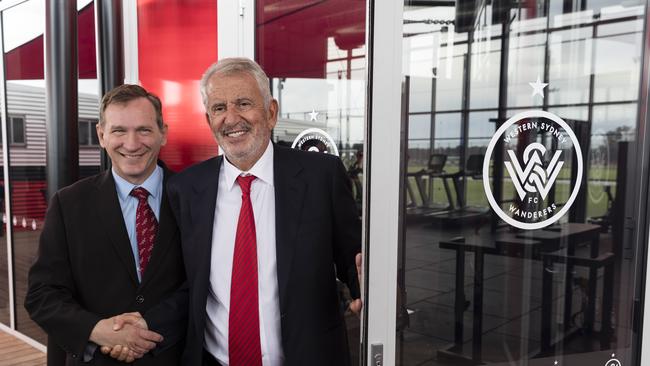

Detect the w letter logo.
[{"left": 504, "top": 142, "right": 563, "bottom": 201}]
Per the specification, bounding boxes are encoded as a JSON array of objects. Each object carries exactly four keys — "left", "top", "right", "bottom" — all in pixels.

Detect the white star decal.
[
  {"left": 308, "top": 109, "right": 319, "bottom": 122},
  {"left": 529, "top": 76, "right": 548, "bottom": 98}
]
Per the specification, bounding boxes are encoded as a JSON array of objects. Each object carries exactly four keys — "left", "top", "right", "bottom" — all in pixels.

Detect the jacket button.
[{"left": 135, "top": 295, "right": 144, "bottom": 304}]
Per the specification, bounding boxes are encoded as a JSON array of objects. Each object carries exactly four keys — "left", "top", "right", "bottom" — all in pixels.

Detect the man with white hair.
[{"left": 117, "top": 57, "right": 362, "bottom": 366}]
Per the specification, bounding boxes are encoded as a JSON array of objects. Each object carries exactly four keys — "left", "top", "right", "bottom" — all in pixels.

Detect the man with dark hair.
[{"left": 25, "top": 84, "right": 185, "bottom": 365}]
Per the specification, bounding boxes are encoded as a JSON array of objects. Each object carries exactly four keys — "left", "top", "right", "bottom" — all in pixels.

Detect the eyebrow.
[{"left": 211, "top": 97, "right": 253, "bottom": 104}]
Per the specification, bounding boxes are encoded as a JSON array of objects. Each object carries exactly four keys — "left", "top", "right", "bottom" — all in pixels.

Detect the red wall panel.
[
  {"left": 256, "top": 0, "right": 365, "bottom": 79},
  {"left": 137, "top": 0, "right": 218, "bottom": 171}
]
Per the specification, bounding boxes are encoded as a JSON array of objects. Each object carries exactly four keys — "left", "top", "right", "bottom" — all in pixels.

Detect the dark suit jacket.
[
  {"left": 25, "top": 166, "right": 186, "bottom": 366},
  {"left": 157, "top": 144, "right": 361, "bottom": 366}
]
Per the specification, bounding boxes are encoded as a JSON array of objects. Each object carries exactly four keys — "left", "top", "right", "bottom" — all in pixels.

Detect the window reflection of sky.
[
  {"left": 2, "top": 0, "right": 93, "bottom": 51},
  {"left": 3, "top": 0, "right": 98, "bottom": 95},
  {"left": 402, "top": 3, "right": 644, "bottom": 152}
]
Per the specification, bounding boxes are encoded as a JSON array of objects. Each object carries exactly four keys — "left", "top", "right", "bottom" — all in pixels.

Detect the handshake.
[{"left": 89, "top": 312, "right": 163, "bottom": 363}]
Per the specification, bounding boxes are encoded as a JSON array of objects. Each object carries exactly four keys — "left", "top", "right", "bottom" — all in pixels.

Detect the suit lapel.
[
  {"left": 190, "top": 157, "right": 222, "bottom": 324},
  {"left": 274, "top": 146, "right": 306, "bottom": 312},
  {"left": 190, "top": 157, "right": 222, "bottom": 256},
  {"left": 95, "top": 171, "right": 139, "bottom": 286},
  {"left": 140, "top": 166, "right": 178, "bottom": 288}
]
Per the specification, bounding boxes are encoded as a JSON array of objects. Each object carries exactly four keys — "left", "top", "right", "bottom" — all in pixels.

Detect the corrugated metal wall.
[{"left": 2, "top": 82, "right": 100, "bottom": 167}]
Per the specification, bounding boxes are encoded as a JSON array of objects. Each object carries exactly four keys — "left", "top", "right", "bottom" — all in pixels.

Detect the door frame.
[
  {"left": 217, "top": 0, "right": 255, "bottom": 59},
  {"left": 362, "top": 1, "right": 404, "bottom": 364}
]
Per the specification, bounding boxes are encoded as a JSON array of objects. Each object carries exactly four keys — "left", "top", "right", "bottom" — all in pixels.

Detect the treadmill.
[
  {"left": 406, "top": 154, "right": 456, "bottom": 218},
  {"left": 426, "top": 154, "right": 491, "bottom": 226}
]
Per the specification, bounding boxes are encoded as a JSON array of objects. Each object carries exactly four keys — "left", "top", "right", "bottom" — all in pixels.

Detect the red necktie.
[
  {"left": 130, "top": 187, "right": 158, "bottom": 277},
  {"left": 229, "top": 175, "right": 262, "bottom": 366}
]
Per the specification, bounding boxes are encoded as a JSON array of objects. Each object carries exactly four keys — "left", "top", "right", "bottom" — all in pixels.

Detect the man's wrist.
[{"left": 89, "top": 318, "right": 107, "bottom": 345}]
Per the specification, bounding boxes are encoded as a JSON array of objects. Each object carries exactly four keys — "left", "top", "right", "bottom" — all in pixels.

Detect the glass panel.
[
  {"left": 409, "top": 114, "right": 431, "bottom": 141},
  {"left": 90, "top": 121, "right": 99, "bottom": 146},
  {"left": 588, "top": 103, "right": 636, "bottom": 218},
  {"left": 434, "top": 113, "right": 461, "bottom": 174},
  {"left": 2, "top": 0, "right": 97, "bottom": 343},
  {"left": 593, "top": 25, "right": 643, "bottom": 103},
  {"left": 409, "top": 77, "right": 434, "bottom": 113},
  {"left": 3, "top": 0, "right": 47, "bottom": 343},
  {"left": 397, "top": 0, "right": 647, "bottom": 365},
  {"left": 0, "top": 92, "right": 6, "bottom": 331},
  {"left": 79, "top": 79, "right": 100, "bottom": 179},
  {"left": 11, "top": 116, "right": 25, "bottom": 144},
  {"left": 79, "top": 121, "right": 89, "bottom": 146},
  {"left": 256, "top": 0, "right": 366, "bottom": 363},
  {"left": 470, "top": 39, "right": 501, "bottom": 109},
  {"left": 78, "top": 0, "right": 100, "bottom": 179},
  {"left": 548, "top": 29, "right": 592, "bottom": 106}
]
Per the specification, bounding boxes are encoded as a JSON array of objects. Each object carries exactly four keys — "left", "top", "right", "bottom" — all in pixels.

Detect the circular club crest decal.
[
  {"left": 482, "top": 110, "right": 583, "bottom": 230},
  {"left": 291, "top": 128, "right": 339, "bottom": 156},
  {"left": 604, "top": 354, "right": 622, "bottom": 366}
]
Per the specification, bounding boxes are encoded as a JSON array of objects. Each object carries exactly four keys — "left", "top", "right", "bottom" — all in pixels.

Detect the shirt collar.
[
  {"left": 112, "top": 164, "right": 163, "bottom": 202},
  {"left": 223, "top": 141, "right": 274, "bottom": 191}
]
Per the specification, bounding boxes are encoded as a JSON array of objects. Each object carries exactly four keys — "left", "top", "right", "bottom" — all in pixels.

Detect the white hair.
[{"left": 199, "top": 57, "right": 272, "bottom": 109}]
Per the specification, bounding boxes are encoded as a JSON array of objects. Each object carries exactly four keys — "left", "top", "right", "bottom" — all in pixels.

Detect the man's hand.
[
  {"left": 348, "top": 253, "right": 363, "bottom": 315},
  {"left": 99, "top": 312, "right": 153, "bottom": 362},
  {"left": 90, "top": 314, "right": 162, "bottom": 362},
  {"left": 111, "top": 312, "right": 148, "bottom": 331},
  {"left": 100, "top": 344, "right": 137, "bottom": 363}
]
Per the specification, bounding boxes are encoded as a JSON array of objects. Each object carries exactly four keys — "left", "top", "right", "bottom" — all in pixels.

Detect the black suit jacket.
[
  {"left": 158, "top": 145, "right": 361, "bottom": 366},
  {"left": 25, "top": 166, "right": 186, "bottom": 366}
]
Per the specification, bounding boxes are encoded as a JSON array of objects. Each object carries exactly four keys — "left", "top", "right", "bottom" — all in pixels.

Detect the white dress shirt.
[{"left": 205, "top": 141, "right": 284, "bottom": 366}]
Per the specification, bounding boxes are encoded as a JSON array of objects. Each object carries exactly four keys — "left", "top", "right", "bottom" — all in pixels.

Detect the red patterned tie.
[
  {"left": 229, "top": 175, "right": 262, "bottom": 366},
  {"left": 130, "top": 187, "right": 158, "bottom": 277}
]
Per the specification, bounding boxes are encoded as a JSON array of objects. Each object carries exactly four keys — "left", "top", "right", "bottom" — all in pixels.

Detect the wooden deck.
[{"left": 0, "top": 329, "right": 45, "bottom": 366}]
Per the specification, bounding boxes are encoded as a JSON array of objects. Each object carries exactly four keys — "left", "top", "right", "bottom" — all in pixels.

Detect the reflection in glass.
[
  {"left": 3, "top": 0, "right": 48, "bottom": 343},
  {"left": 2, "top": 0, "right": 98, "bottom": 343},
  {"left": 0, "top": 159, "right": 6, "bottom": 327},
  {"left": 78, "top": 80, "right": 100, "bottom": 179},
  {"left": 398, "top": 0, "right": 646, "bottom": 364},
  {"left": 256, "top": 0, "right": 366, "bottom": 363},
  {"left": 9, "top": 116, "right": 26, "bottom": 145}
]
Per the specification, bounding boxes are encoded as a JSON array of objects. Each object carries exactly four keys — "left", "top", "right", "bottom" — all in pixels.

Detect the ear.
[
  {"left": 160, "top": 123, "right": 169, "bottom": 146},
  {"left": 267, "top": 99, "right": 279, "bottom": 130},
  {"left": 96, "top": 122, "right": 106, "bottom": 149}
]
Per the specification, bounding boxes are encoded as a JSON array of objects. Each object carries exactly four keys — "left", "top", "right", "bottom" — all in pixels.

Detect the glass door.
[
  {"left": 252, "top": 0, "right": 368, "bottom": 363},
  {"left": 366, "top": 0, "right": 650, "bottom": 364}
]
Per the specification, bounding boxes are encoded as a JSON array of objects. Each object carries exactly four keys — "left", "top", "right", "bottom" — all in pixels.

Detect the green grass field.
[{"left": 406, "top": 164, "right": 615, "bottom": 218}]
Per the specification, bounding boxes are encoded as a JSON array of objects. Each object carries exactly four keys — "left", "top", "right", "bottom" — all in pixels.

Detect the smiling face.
[
  {"left": 205, "top": 72, "right": 278, "bottom": 171},
  {"left": 97, "top": 97, "right": 168, "bottom": 185}
]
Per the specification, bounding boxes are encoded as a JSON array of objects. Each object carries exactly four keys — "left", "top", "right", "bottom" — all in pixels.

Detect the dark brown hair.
[{"left": 99, "top": 84, "right": 163, "bottom": 129}]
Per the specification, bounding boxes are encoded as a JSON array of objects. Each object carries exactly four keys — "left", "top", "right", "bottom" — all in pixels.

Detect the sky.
[
  {"left": 4, "top": 0, "right": 96, "bottom": 94},
  {"left": 3, "top": 0, "right": 93, "bottom": 51}
]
